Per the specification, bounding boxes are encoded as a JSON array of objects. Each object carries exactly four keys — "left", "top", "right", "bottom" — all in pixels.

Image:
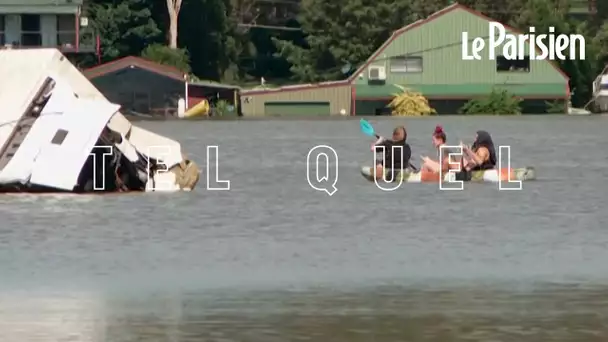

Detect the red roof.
[{"left": 83, "top": 56, "right": 186, "bottom": 81}]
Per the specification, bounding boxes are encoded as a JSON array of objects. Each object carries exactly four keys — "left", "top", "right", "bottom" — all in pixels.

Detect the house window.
[
  {"left": 51, "top": 129, "right": 68, "bottom": 145},
  {"left": 57, "top": 14, "right": 76, "bottom": 48},
  {"left": 0, "top": 15, "right": 5, "bottom": 45},
  {"left": 496, "top": 55, "right": 530, "bottom": 72},
  {"left": 390, "top": 56, "right": 423, "bottom": 73},
  {"left": 21, "top": 14, "right": 41, "bottom": 46}
]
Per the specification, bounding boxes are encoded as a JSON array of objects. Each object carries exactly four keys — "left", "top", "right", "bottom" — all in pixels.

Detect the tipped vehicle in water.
[{"left": 0, "top": 48, "right": 199, "bottom": 193}]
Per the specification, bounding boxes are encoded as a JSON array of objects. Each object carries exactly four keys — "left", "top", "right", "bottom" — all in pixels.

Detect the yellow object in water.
[
  {"left": 387, "top": 84, "right": 435, "bottom": 116},
  {"left": 184, "top": 99, "right": 210, "bottom": 117}
]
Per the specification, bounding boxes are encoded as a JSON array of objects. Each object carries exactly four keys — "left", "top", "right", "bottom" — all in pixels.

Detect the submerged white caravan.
[{"left": 0, "top": 48, "right": 200, "bottom": 193}]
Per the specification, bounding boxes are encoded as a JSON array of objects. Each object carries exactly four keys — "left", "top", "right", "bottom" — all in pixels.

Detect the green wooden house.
[
  {"left": 240, "top": 3, "right": 570, "bottom": 116},
  {"left": 351, "top": 3, "right": 570, "bottom": 114}
]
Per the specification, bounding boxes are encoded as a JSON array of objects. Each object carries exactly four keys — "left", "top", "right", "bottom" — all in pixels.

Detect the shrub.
[
  {"left": 459, "top": 89, "right": 522, "bottom": 115},
  {"left": 387, "top": 85, "right": 436, "bottom": 116},
  {"left": 545, "top": 100, "right": 567, "bottom": 114},
  {"left": 212, "top": 100, "right": 232, "bottom": 116},
  {"left": 141, "top": 44, "right": 191, "bottom": 74}
]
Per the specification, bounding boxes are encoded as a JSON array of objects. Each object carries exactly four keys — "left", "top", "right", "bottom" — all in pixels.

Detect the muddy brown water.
[{"left": 1, "top": 116, "right": 607, "bottom": 341}]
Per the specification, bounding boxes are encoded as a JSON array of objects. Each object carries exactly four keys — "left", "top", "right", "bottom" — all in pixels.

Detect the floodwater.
[{"left": 1, "top": 116, "right": 607, "bottom": 341}]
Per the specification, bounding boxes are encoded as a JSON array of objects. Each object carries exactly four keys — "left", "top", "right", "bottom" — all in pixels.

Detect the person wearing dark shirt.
[
  {"left": 371, "top": 126, "right": 412, "bottom": 180},
  {"left": 455, "top": 130, "right": 497, "bottom": 181}
]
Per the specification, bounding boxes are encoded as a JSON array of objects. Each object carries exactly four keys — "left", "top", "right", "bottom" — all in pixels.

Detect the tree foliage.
[
  {"left": 178, "top": 0, "right": 240, "bottom": 80},
  {"left": 141, "top": 44, "right": 191, "bottom": 73},
  {"left": 272, "top": 0, "right": 415, "bottom": 82},
  {"left": 459, "top": 89, "right": 522, "bottom": 115},
  {"left": 87, "top": 0, "right": 162, "bottom": 61},
  {"left": 545, "top": 100, "right": 567, "bottom": 114},
  {"left": 83, "top": 0, "right": 608, "bottom": 108}
]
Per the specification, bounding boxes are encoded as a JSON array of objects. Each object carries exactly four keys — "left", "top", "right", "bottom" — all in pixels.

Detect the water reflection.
[
  {"left": 0, "top": 291, "right": 106, "bottom": 342},
  {"left": 2, "top": 284, "right": 607, "bottom": 342}
]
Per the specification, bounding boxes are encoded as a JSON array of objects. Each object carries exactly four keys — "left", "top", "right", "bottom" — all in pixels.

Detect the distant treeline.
[{"left": 82, "top": 0, "right": 608, "bottom": 107}]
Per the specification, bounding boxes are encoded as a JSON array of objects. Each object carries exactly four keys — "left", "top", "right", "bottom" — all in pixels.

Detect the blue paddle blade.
[{"left": 359, "top": 119, "right": 375, "bottom": 137}]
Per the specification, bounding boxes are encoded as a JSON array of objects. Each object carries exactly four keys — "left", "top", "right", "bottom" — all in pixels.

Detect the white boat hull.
[{"left": 360, "top": 166, "right": 536, "bottom": 183}]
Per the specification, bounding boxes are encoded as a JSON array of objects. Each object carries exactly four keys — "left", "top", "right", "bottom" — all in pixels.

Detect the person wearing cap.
[
  {"left": 421, "top": 125, "right": 459, "bottom": 173},
  {"left": 371, "top": 125, "right": 412, "bottom": 180}
]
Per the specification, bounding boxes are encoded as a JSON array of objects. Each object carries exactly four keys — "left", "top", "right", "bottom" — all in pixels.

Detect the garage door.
[{"left": 264, "top": 102, "right": 331, "bottom": 117}]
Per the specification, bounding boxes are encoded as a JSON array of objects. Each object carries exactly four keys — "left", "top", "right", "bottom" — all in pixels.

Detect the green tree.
[
  {"left": 508, "top": 0, "right": 568, "bottom": 28},
  {"left": 141, "top": 44, "right": 191, "bottom": 73},
  {"left": 272, "top": 0, "right": 415, "bottom": 82},
  {"left": 409, "top": 0, "right": 451, "bottom": 19},
  {"left": 594, "top": 0, "right": 608, "bottom": 26},
  {"left": 591, "top": 22, "right": 608, "bottom": 68},
  {"left": 87, "top": 0, "right": 162, "bottom": 61},
  {"left": 178, "top": 0, "right": 240, "bottom": 80},
  {"left": 506, "top": 0, "right": 594, "bottom": 107}
]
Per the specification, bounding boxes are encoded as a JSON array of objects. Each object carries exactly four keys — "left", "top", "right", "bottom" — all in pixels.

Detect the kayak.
[{"left": 360, "top": 166, "right": 536, "bottom": 183}]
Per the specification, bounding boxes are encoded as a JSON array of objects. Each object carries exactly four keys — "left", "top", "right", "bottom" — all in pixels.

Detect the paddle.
[
  {"left": 359, "top": 119, "right": 418, "bottom": 172},
  {"left": 359, "top": 118, "right": 378, "bottom": 138}
]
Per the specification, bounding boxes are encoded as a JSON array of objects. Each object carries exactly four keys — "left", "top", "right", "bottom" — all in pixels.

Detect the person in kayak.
[
  {"left": 421, "top": 125, "right": 459, "bottom": 173},
  {"left": 371, "top": 125, "right": 412, "bottom": 180},
  {"left": 456, "top": 130, "right": 497, "bottom": 180}
]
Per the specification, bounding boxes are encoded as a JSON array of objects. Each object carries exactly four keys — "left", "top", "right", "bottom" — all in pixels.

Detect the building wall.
[
  {"left": 0, "top": 0, "right": 81, "bottom": 14},
  {"left": 0, "top": 13, "right": 77, "bottom": 47},
  {"left": 352, "top": 8, "right": 567, "bottom": 93},
  {"left": 241, "top": 83, "right": 351, "bottom": 117},
  {"left": 91, "top": 68, "right": 185, "bottom": 114},
  {"left": 187, "top": 85, "right": 206, "bottom": 109},
  {"left": 187, "top": 85, "right": 239, "bottom": 108},
  {"left": 354, "top": 98, "right": 565, "bottom": 115},
  {"left": 187, "top": 85, "right": 241, "bottom": 116}
]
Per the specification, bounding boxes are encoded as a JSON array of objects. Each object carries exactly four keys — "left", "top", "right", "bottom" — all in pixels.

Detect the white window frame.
[{"left": 390, "top": 56, "right": 423, "bottom": 73}]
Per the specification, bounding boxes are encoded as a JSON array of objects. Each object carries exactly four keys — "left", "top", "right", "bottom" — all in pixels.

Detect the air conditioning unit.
[{"left": 368, "top": 66, "right": 386, "bottom": 81}]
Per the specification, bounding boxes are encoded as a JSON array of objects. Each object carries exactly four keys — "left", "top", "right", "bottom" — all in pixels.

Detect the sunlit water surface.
[{"left": 1, "top": 116, "right": 607, "bottom": 341}]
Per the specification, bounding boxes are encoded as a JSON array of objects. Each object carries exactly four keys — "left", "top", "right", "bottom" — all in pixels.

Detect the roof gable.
[
  {"left": 347, "top": 3, "right": 568, "bottom": 83},
  {"left": 84, "top": 56, "right": 185, "bottom": 82}
]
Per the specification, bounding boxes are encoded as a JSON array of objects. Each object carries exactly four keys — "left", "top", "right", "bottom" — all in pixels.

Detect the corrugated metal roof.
[
  {"left": 241, "top": 80, "right": 349, "bottom": 95},
  {"left": 189, "top": 80, "right": 240, "bottom": 90},
  {"left": 83, "top": 56, "right": 186, "bottom": 82}
]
